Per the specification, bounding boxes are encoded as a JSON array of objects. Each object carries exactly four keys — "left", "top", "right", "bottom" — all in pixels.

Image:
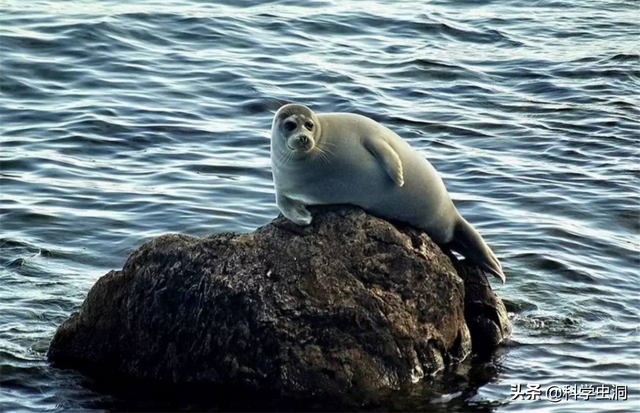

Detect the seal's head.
[{"left": 271, "top": 104, "right": 321, "bottom": 156}]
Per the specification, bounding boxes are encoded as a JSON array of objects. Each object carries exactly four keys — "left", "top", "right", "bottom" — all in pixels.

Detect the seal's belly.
[
  {"left": 284, "top": 152, "right": 388, "bottom": 205},
  {"left": 287, "top": 154, "right": 446, "bottom": 216}
]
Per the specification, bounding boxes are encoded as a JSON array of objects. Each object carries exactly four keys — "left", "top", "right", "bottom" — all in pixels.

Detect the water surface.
[{"left": 1, "top": 0, "right": 639, "bottom": 411}]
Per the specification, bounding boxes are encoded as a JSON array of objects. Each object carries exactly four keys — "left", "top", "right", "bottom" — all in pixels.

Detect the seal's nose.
[{"left": 299, "top": 135, "right": 309, "bottom": 144}]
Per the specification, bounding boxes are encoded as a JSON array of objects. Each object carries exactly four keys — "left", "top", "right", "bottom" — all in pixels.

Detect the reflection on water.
[{"left": 1, "top": 0, "right": 638, "bottom": 411}]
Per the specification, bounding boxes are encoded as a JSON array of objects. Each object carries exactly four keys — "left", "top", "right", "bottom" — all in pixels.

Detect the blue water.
[{"left": 1, "top": 0, "right": 639, "bottom": 411}]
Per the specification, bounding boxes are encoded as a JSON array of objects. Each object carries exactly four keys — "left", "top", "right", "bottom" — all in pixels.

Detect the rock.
[
  {"left": 48, "top": 205, "right": 509, "bottom": 404},
  {"left": 452, "top": 262, "right": 511, "bottom": 357}
]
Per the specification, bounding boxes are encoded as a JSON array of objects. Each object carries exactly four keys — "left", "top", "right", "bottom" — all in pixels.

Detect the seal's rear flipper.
[
  {"left": 451, "top": 218, "right": 506, "bottom": 284},
  {"left": 479, "top": 261, "right": 506, "bottom": 284}
]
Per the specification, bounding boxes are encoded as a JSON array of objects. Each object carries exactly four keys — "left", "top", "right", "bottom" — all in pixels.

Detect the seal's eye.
[
  {"left": 305, "top": 121, "right": 314, "bottom": 130},
  {"left": 284, "top": 121, "right": 297, "bottom": 132}
]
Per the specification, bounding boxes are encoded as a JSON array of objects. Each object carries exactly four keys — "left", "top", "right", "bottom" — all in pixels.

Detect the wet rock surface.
[{"left": 48, "top": 205, "right": 510, "bottom": 404}]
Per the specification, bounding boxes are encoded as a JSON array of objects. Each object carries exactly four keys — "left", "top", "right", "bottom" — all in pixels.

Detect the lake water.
[{"left": 1, "top": 0, "right": 639, "bottom": 411}]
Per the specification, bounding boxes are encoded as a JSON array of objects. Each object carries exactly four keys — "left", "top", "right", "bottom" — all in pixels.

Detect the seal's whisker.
[
  {"left": 276, "top": 150, "right": 287, "bottom": 165},
  {"left": 316, "top": 145, "right": 333, "bottom": 164},
  {"left": 312, "top": 148, "right": 324, "bottom": 164},
  {"left": 280, "top": 151, "right": 290, "bottom": 166},
  {"left": 283, "top": 150, "right": 295, "bottom": 166},
  {"left": 277, "top": 149, "right": 294, "bottom": 166},
  {"left": 319, "top": 147, "right": 332, "bottom": 164},
  {"left": 311, "top": 152, "right": 321, "bottom": 166}
]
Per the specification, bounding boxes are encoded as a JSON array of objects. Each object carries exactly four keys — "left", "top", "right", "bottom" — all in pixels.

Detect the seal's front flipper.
[
  {"left": 276, "top": 194, "right": 313, "bottom": 226},
  {"left": 364, "top": 137, "right": 404, "bottom": 187},
  {"left": 451, "top": 218, "right": 506, "bottom": 284}
]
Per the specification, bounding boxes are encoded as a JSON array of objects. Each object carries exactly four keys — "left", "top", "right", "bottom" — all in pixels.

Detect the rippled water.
[{"left": 1, "top": 0, "right": 639, "bottom": 411}]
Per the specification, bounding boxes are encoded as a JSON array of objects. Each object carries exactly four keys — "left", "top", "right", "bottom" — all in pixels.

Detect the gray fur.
[{"left": 270, "top": 104, "right": 505, "bottom": 283}]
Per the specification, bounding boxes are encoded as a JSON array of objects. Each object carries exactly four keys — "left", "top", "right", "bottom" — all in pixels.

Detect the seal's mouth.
[{"left": 287, "top": 134, "right": 314, "bottom": 153}]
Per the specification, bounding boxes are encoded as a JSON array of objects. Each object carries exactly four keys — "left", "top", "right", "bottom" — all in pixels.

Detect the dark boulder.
[{"left": 48, "top": 205, "right": 510, "bottom": 403}]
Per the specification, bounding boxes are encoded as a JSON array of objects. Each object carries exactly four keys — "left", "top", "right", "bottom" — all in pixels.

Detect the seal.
[{"left": 270, "top": 104, "right": 505, "bottom": 283}]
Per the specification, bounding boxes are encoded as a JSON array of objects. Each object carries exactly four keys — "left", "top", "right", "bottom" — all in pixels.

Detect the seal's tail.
[{"left": 451, "top": 218, "right": 505, "bottom": 284}]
